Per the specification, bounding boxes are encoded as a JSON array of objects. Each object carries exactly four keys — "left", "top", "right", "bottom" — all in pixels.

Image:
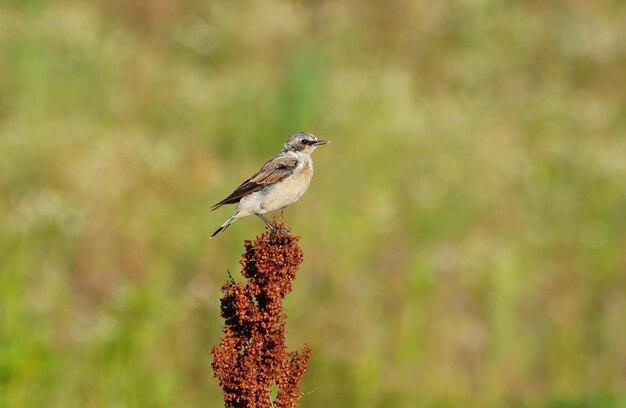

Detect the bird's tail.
[
  {"left": 210, "top": 223, "right": 229, "bottom": 238},
  {"left": 210, "top": 212, "right": 239, "bottom": 239}
]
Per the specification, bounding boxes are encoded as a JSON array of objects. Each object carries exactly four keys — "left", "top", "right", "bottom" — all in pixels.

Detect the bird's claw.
[{"left": 268, "top": 224, "right": 291, "bottom": 237}]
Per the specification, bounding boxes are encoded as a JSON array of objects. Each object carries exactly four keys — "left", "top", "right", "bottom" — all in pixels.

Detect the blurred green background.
[{"left": 1, "top": 0, "right": 625, "bottom": 407}]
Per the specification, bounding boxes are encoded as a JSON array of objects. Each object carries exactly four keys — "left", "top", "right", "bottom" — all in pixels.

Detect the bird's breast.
[{"left": 259, "top": 159, "right": 313, "bottom": 212}]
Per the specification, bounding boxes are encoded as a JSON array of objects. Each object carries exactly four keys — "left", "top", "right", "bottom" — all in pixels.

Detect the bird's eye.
[{"left": 303, "top": 139, "right": 314, "bottom": 145}]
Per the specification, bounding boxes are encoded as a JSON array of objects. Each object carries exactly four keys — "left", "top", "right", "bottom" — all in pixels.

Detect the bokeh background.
[{"left": 1, "top": 0, "right": 625, "bottom": 407}]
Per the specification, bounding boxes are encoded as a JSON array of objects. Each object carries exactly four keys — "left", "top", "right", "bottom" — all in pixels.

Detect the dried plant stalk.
[{"left": 211, "top": 221, "right": 312, "bottom": 408}]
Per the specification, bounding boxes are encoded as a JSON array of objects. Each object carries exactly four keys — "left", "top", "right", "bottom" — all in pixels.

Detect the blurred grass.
[{"left": 1, "top": 0, "right": 625, "bottom": 407}]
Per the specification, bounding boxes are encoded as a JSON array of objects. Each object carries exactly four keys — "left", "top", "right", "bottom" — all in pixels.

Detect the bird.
[{"left": 210, "top": 132, "right": 330, "bottom": 238}]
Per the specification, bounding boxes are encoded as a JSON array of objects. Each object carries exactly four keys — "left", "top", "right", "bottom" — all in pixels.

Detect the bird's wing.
[{"left": 211, "top": 156, "right": 299, "bottom": 210}]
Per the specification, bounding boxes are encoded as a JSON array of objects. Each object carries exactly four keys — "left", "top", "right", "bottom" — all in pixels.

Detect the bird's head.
[{"left": 282, "top": 132, "right": 330, "bottom": 154}]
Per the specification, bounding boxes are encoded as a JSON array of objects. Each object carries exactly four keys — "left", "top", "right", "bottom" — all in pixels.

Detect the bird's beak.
[{"left": 314, "top": 139, "right": 330, "bottom": 146}]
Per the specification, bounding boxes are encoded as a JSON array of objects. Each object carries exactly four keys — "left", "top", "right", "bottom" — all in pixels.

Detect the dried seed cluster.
[{"left": 211, "top": 222, "right": 312, "bottom": 408}]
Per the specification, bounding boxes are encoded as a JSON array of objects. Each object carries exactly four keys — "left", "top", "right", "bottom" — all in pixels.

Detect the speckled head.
[{"left": 282, "top": 132, "right": 330, "bottom": 154}]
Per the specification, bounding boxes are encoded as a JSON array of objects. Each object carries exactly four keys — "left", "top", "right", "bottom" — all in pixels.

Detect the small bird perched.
[{"left": 210, "top": 132, "right": 330, "bottom": 238}]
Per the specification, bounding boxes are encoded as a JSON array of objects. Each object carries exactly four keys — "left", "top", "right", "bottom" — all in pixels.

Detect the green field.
[{"left": 1, "top": 1, "right": 625, "bottom": 407}]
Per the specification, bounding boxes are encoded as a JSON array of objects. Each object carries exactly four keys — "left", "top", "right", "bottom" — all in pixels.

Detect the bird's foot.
[
  {"left": 267, "top": 223, "right": 290, "bottom": 237},
  {"left": 277, "top": 227, "right": 291, "bottom": 237}
]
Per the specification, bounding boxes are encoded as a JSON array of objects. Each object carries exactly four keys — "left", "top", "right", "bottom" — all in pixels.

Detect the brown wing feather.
[{"left": 211, "top": 156, "right": 298, "bottom": 210}]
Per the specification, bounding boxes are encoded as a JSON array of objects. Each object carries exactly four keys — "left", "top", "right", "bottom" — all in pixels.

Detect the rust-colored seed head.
[{"left": 211, "top": 222, "right": 312, "bottom": 408}]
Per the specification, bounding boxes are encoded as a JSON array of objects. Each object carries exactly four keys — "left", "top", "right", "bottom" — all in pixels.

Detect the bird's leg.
[
  {"left": 256, "top": 213, "right": 291, "bottom": 236},
  {"left": 277, "top": 210, "right": 291, "bottom": 236},
  {"left": 256, "top": 214, "right": 277, "bottom": 230}
]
